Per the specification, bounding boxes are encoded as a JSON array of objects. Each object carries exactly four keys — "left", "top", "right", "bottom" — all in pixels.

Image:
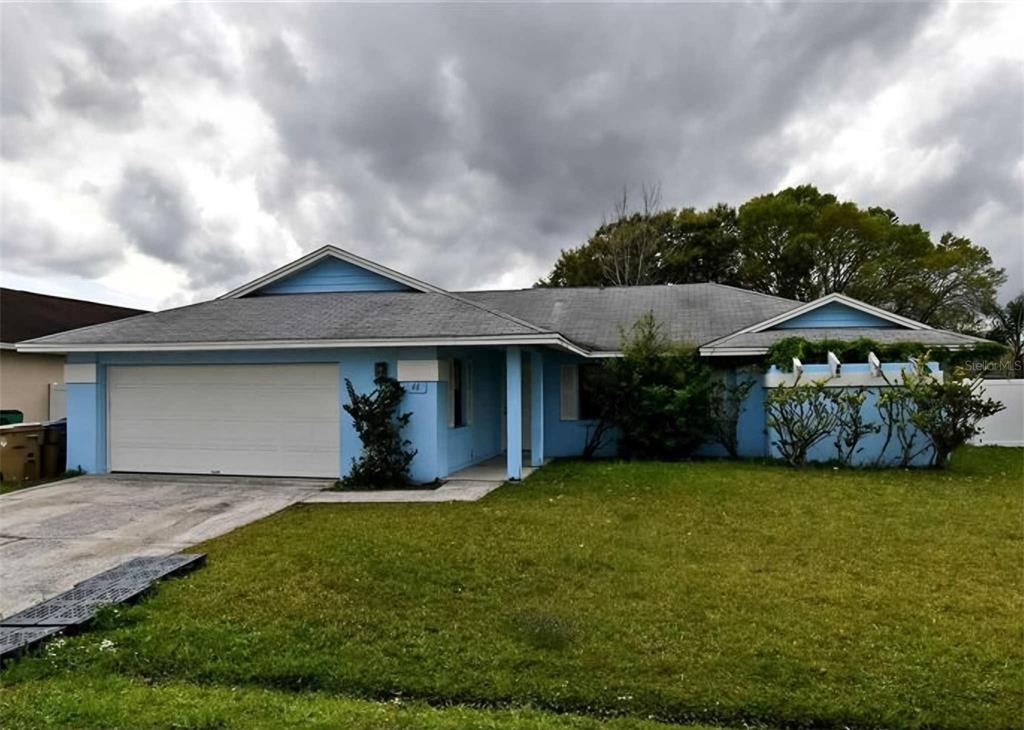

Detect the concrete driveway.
[{"left": 0, "top": 474, "right": 327, "bottom": 619}]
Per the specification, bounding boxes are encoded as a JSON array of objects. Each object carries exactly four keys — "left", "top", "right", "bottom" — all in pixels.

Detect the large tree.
[
  {"left": 986, "top": 293, "right": 1024, "bottom": 378},
  {"left": 539, "top": 185, "right": 1005, "bottom": 331}
]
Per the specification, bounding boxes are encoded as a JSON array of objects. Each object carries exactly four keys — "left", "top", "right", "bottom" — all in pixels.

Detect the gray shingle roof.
[
  {"left": 21, "top": 281, "right": 988, "bottom": 355},
  {"left": 701, "top": 327, "right": 988, "bottom": 352},
  {"left": 24, "top": 292, "right": 545, "bottom": 346},
  {"left": 459, "top": 283, "right": 800, "bottom": 351}
]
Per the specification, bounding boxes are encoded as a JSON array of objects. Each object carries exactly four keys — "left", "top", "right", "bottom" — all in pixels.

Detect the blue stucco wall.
[
  {"left": 64, "top": 343, "right": 939, "bottom": 482},
  {"left": 66, "top": 347, "right": 451, "bottom": 483},
  {"left": 540, "top": 350, "right": 617, "bottom": 458},
  {"left": 774, "top": 301, "right": 896, "bottom": 329},
  {"left": 252, "top": 258, "right": 412, "bottom": 295},
  {"left": 764, "top": 362, "right": 937, "bottom": 466},
  {"left": 696, "top": 368, "right": 766, "bottom": 459},
  {"left": 439, "top": 347, "right": 504, "bottom": 474},
  {"left": 66, "top": 380, "right": 102, "bottom": 473}
]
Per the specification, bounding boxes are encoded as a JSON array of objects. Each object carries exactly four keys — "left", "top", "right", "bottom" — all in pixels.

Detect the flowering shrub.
[{"left": 768, "top": 356, "right": 1004, "bottom": 468}]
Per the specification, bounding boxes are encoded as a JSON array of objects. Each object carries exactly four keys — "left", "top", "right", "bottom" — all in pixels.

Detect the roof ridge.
[
  {"left": 458, "top": 282, "right": 805, "bottom": 304},
  {"left": 702, "top": 281, "right": 802, "bottom": 305},
  {"left": 458, "top": 283, "right": 718, "bottom": 294}
]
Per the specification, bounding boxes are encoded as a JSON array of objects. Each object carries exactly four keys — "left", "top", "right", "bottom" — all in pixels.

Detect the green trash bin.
[{"left": 0, "top": 410, "right": 24, "bottom": 426}]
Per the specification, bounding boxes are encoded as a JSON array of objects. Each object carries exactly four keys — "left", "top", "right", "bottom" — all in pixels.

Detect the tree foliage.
[
  {"left": 540, "top": 185, "right": 1005, "bottom": 331},
  {"left": 901, "top": 359, "right": 1005, "bottom": 468},
  {"left": 341, "top": 377, "right": 417, "bottom": 488},
  {"left": 985, "top": 293, "right": 1024, "bottom": 378},
  {"left": 587, "top": 312, "right": 714, "bottom": 460}
]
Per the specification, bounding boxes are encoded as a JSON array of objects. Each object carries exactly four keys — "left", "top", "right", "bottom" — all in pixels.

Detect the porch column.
[
  {"left": 506, "top": 346, "right": 523, "bottom": 480},
  {"left": 530, "top": 350, "right": 544, "bottom": 467}
]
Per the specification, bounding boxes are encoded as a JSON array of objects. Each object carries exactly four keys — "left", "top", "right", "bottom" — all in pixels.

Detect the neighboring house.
[
  {"left": 1, "top": 289, "right": 145, "bottom": 424},
  {"left": 17, "top": 246, "right": 988, "bottom": 479}
]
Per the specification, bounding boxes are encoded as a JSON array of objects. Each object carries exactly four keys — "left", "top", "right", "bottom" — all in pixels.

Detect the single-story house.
[
  {"left": 1, "top": 288, "right": 145, "bottom": 424},
  {"left": 16, "top": 246, "right": 988, "bottom": 480}
]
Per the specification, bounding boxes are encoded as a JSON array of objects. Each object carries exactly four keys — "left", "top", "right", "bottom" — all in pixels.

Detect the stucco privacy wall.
[
  {"left": 763, "top": 362, "right": 939, "bottom": 466},
  {"left": 696, "top": 368, "right": 767, "bottom": 459},
  {"left": 0, "top": 350, "right": 65, "bottom": 422}
]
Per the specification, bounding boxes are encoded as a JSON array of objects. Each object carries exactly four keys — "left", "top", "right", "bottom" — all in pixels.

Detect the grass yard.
[{"left": 1, "top": 447, "right": 1021, "bottom": 729}]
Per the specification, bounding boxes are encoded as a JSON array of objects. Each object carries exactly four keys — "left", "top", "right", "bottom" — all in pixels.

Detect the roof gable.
[
  {"left": 251, "top": 257, "right": 413, "bottom": 295},
  {"left": 731, "top": 293, "right": 927, "bottom": 336},
  {"left": 220, "top": 246, "right": 447, "bottom": 298},
  {"left": 697, "top": 292, "right": 942, "bottom": 355},
  {"left": 771, "top": 300, "right": 898, "bottom": 329}
]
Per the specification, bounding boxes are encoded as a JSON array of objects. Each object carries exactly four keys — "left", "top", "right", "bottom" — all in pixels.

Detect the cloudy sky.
[{"left": 1, "top": 2, "right": 1021, "bottom": 311}]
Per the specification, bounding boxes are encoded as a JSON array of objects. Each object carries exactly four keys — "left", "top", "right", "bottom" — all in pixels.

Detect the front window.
[
  {"left": 578, "top": 364, "right": 603, "bottom": 420},
  {"left": 451, "top": 358, "right": 466, "bottom": 427}
]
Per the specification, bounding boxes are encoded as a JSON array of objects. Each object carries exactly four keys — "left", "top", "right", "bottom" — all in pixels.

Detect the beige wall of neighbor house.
[{"left": 0, "top": 350, "right": 65, "bottom": 422}]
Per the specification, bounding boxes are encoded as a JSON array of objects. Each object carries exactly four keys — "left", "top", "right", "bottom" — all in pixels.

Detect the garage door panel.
[{"left": 108, "top": 365, "right": 340, "bottom": 478}]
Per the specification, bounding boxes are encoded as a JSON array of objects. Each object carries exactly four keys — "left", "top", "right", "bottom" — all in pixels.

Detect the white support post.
[
  {"left": 827, "top": 351, "right": 841, "bottom": 378},
  {"left": 868, "top": 351, "right": 882, "bottom": 377}
]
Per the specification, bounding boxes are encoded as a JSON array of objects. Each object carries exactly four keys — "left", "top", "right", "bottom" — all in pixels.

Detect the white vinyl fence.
[{"left": 972, "top": 379, "right": 1024, "bottom": 447}]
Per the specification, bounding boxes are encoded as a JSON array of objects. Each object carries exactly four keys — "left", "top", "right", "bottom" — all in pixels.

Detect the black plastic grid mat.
[
  {"left": 0, "top": 625, "right": 65, "bottom": 661},
  {"left": 80, "top": 554, "right": 206, "bottom": 588},
  {"left": 0, "top": 552, "right": 205, "bottom": 662},
  {"left": 2, "top": 582, "right": 150, "bottom": 626}
]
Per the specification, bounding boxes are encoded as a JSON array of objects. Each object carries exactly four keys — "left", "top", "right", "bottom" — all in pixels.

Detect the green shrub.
[
  {"left": 341, "top": 377, "right": 417, "bottom": 488},
  {"left": 901, "top": 358, "right": 1005, "bottom": 467},
  {"left": 767, "top": 357, "right": 1005, "bottom": 469},
  {"left": 764, "top": 379, "right": 839, "bottom": 466},
  {"left": 829, "top": 387, "right": 880, "bottom": 465},
  {"left": 588, "top": 312, "right": 714, "bottom": 460},
  {"left": 875, "top": 381, "right": 925, "bottom": 467}
]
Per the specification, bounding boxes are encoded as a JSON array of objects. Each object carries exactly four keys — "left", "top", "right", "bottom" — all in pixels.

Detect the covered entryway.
[{"left": 107, "top": 364, "right": 340, "bottom": 478}]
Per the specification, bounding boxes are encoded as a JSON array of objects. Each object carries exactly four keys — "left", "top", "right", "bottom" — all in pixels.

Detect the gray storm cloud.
[{"left": 1, "top": 2, "right": 1020, "bottom": 306}]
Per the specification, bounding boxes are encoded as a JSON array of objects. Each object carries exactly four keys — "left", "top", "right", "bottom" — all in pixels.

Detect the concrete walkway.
[
  {"left": 303, "top": 479, "right": 502, "bottom": 503},
  {"left": 0, "top": 474, "right": 325, "bottom": 618}
]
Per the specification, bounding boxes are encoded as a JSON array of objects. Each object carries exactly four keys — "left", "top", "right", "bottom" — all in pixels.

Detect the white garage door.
[{"left": 108, "top": 364, "right": 340, "bottom": 478}]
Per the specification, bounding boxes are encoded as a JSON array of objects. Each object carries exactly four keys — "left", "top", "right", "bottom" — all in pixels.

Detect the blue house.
[{"left": 18, "top": 246, "right": 988, "bottom": 480}]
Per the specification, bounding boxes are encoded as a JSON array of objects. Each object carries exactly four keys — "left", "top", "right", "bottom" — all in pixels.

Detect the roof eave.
[
  {"left": 16, "top": 333, "right": 593, "bottom": 357},
  {"left": 699, "top": 347, "right": 770, "bottom": 357},
  {"left": 699, "top": 340, "right": 988, "bottom": 358}
]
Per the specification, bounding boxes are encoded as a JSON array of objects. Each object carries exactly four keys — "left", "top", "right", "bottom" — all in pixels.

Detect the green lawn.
[{"left": 2, "top": 447, "right": 1021, "bottom": 729}]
